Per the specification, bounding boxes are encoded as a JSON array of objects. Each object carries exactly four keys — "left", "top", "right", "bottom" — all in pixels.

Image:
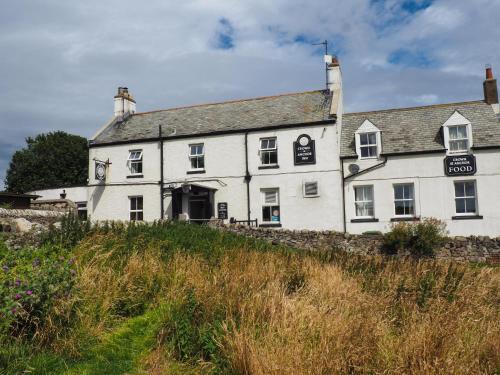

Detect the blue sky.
[{"left": 0, "top": 0, "right": 499, "bottom": 190}]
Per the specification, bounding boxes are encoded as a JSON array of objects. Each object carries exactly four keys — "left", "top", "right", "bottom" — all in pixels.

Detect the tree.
[{"left": 5, "top": 131, "right": 88, "bottom": 193}]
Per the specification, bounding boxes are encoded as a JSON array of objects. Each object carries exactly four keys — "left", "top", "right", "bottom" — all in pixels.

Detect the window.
[
  {"left": 129, "top": 196, "right": 144, "bottom": 221},
  {"left": 262, "top": 189, "right": 280, "bottom": 222},
  {"left": 354, "top": 186, "right": 374, "bottom": 217},
  {"left": 303, "top": 181, "right": 319, "bottom": 197},
  {"left": 189, "top": 144, "right": 205, "bottom": 170},
  {"left": 260, "top": 137, "right": 278, "bottom": 165},
  {"left": 128, "top": 150, "right": 143, "bottom": 175},
  {"left": 394, "top": 184, "right": 415, "bottom": 216},
  {"left": 454, "top": 181, "right": 477, "bottom": 215},
  {"left": 448, "top": 125, "right": 469, "bottom": 153},
  {"left": 359, "top": 133, "right": 378, "bottom": 158},
  {"left": 76, "top": 202, "right": 87, "bottom": 221}
]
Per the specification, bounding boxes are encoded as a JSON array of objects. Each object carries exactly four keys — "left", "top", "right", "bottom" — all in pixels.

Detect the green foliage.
[
  {"left": 5, "top": 131, "right": 88, "bottom": 193},
  {"left": 0, "top": 241, "right": 76, "bottom": 337},
  {"left": 383, "top": 218, "right": 447, "bottom": 257}
]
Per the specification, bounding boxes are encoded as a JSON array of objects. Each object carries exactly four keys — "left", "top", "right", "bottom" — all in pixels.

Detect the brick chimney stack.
[
  {"left": 483, "top": 65, "right": 499, "bottom": 110},
  {"left": 114, "top": 87, "right": 137, "bottom": 117}
]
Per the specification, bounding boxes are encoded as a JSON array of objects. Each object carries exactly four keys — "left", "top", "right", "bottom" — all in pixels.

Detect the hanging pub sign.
[
  {"left": 217, "top": 202, "right": 228, "bottom": 220},
  {"left": 95, "top": 161, "right": 107, "bottom": 181},
  {"left": 444, "top": 155, "right": 476, "bottom": 176},
  {"left": 294, "top": 134, "right": 316, "bottom": 165}
]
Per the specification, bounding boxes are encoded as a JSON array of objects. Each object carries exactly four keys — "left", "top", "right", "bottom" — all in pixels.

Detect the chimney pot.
[
  {"left": 114, "top": 86, "right": 136, "bottom": 117},
  {"left": 483, "top": 65, "right": 499, "bottom": 110}
]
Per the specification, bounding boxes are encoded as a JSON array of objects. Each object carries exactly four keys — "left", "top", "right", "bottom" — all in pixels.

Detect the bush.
[
  {"left": 0, "top": 242, "right": 77, "bottom": 338},
  {"left": 383, "top": 218, "right": 447, "bottom": 257}
]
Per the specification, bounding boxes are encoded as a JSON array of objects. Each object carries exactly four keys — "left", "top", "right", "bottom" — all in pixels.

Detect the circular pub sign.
[{"left": 95, "top": 162, "right": 106, "bottom": 181}]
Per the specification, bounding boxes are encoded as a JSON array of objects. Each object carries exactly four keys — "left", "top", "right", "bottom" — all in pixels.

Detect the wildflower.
[
  {"left": 33, "top": 259, "right": 40, "bottom": 267},
  {"left": 70, "top": 269, "right": 77, "bottom": 276},
  {"left": 15, "top": 279, "right": 21, "bottom": 286},
  {"left": 14, "top": 294, "right": 22, "bottom": 300},
  {"left": 26, "top": 290, "right": 33, "bottom": 296},
  {"left": 2, "top": 265, "right": 8, "bottom": 272},
  {"left": 68, "top": 258, "right": 75, "bottom": 265},
  {"left": 11, "top": 308, "right": 17, "bottom": 314}
]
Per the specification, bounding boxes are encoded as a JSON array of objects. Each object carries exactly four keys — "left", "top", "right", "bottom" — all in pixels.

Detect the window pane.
[
  {"left": 406, "top": 185, "right": 414, "bottom": 199},
  {"left": 261, "top": 139, "right": 269, "bottom": 149},
  {"left": 454, "top": 182, "right": 465, "bottom": 198},
  {"left": 269, "top": 151, "right": 278, "bottom": 164},
  {"left": 465, "top": 181, "right": 475, "bottom": 197},
  {"left": 137, "top": 211, "right": 144, "bottom": 221},
  {"left": 198, "top": 156, "right": 205, "bottom": 169},
  {"left": 368, "top": 133, "right": 376, "bottom": 144},
  {"left": 360, "top": 133, "right": 368, "bottom": 145},
  {"left": 262, "top": 206, "right": 271, "bottom": 221},
  {"left": 360, "top": 146, "right": 369, "bottom": 158},
  {"left": 465, "top": 198, "right": 476, "bottom": 213},
  {"left": 449, "top": 126, "right": 458, "bottom": 139},
  {"left": 190, "top": 158, "right": 198, "bottom": 169},
  {"left": 268, "top": 139, "right": 276, "bottom": 149},
  {"left": 456, "top": 126, "right": 467, "bottom": 138},
  {"left": 271, "top": 206, "right": 280, "bottom": 222},
  {"left": 394, "top": 185, "right": 404, "bottom": 200},
  {"left": 395, "top": 201, "right": 405, "bottom": 216},
  {"left": 264, "top": 191, "right": 277, "bottom": 204},
  {"left": 137, "top": 197, "right": 143, "bottom": 210},
  {"left": 130, "top": 198, "right": 137, "bottom": 210},
  {"left": 455, "top": 198, "right": 465, "bottom": 213}
]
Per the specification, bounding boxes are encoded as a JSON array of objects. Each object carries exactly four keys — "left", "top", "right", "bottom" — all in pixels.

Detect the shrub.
[
  {"left": 0, "top": 242, "right": 77, "bottom": 338},
  {"left": 383, "top": 218, "right": 447, "bottom": 257}
]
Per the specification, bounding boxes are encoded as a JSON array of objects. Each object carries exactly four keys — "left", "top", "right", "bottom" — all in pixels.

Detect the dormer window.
[
  {"left": 448, "top": 125, "right": 469, "bottom": 153},
  {"left": 442, "top": 111, "right": 473, "bottom": 155},
  {"left": 359, "top": 133, "right": 378, "bottom": 158},
  {"left": 355, "top": 120, "right": 381, "bottom": 159}
]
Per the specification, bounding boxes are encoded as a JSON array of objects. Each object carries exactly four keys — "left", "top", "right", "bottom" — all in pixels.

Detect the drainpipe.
[
  {"left": 244, "top": 132, "right": 252, "bottom": 222},
  {"left": 159, "top": 125, "right": 164, "bottom": 220},
  {"left": 341, "top": 160, "right": 346, "bottom": 233}
]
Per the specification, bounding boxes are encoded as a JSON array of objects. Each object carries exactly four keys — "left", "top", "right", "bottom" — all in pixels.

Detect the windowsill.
[
  {"left": 351, "top": 218, "right": 379, "bottom": 223},
  {"left": 452, "top": 215, "right": 483, "bottom": 220},
  {"left": 127, "top": 174, "right": 144, "bottom": 179},
  {"left": 259, "top": 223, "right": 282, "bottom": 228},
  {"left": 358, "top": 156, "right": 378, "bottom": 160},
  {"left": 391, "top": 217, "right": 420, "bottom": 222},
  {"left": 258, "top": 165, "right": 280, "bottom": 170},
  {"left": 187, "top": 169, "right": 206, "bottom": 175}
]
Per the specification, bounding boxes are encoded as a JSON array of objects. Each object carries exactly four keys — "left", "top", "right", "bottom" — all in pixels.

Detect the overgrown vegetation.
[
  {"left": 1, "top": 221, "right": 498, "bottom": 374},
  {"left": 383, "top": 218, "right": 448, "bottom": 257}
]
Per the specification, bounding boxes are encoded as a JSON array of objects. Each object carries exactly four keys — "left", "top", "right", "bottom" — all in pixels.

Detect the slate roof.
[
  {"left": 341, "top": 101, "right": 500, "bottom": 157},
  {"left": 91, "top": 90, "right": 333, "bottom": 145}
]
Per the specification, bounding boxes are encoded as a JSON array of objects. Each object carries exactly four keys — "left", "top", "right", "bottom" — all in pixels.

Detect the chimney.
[
  {"left": 114, "top": 87, "right": 137, "bottom": 117},
  {"left": 326, "top": 56, "right": 342, "bottom": 93},
  {"left": 483, "top": 65, "right": 499, "bottom": 113}
]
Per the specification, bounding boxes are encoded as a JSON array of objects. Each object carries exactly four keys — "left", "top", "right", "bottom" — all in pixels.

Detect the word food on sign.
[
  {"left": 294, "top": 134, "right": 316, "bottom": 165},
  {"left": 444, "top": 155, "right": 476, "bottom": 176}
]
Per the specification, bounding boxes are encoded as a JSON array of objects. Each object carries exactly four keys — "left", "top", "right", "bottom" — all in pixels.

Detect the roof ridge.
[
  {"left": 344, "top": 100, "right": 485, "bottom": 116},
  {"left": 132, "top": 89, "right": 327, "bottom": 116}
]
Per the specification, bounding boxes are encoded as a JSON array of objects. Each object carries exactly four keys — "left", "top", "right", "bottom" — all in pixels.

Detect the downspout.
[
  {"left": 244, "top": 132, "right": 252, "bottom": 222},
  {"left": 159, "top": 125, "right": 164, "bottom": 220},
  {"left": 341, "top": 160, "right": 346, "bottom": 233}
]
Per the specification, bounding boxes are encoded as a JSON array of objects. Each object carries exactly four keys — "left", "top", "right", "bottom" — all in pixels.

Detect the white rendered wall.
[
  {"left": 343, "top": 150, "right": 500, "bottom": 236},
  {"left": 29, "top": 186, "right": 88, "bottom": 203}
]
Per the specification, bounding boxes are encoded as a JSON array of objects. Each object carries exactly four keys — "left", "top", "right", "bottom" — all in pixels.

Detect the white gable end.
[
  {"left": 355, "top": 119, "right": 380, "bottom": 134},
  {"left": 443, "top": 111, "right": 471, "bottom": 127}
]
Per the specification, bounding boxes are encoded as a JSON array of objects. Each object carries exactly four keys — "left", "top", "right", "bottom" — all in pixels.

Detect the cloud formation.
[{"left": 0, "top": 0, "right": 499, "bottom": 189}]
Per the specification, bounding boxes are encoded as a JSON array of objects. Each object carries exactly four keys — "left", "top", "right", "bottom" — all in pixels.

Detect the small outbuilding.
[{"left": 0, "top": 192, "right": 40, "bottom": 209}]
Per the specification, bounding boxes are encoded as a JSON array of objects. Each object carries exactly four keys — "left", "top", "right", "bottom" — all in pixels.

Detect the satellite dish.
[{"left": 348, "top": 164, "right": 360, "bottom": 174}]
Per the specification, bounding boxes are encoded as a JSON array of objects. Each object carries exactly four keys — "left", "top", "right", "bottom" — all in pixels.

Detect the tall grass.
[{"left": 2, "top": 222, "right": 499, "bottom": 374}]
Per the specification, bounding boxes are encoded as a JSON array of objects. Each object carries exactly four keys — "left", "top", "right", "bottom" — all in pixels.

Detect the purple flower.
[
  {"left": 11, "top": 308, "right": 17, "bottom": 314},
  {"left": 25, "top": 290, "right": 33, "bottom": 296},
  {"left": 14, "top": 293, "right": 22, "bottom": 300},
  {"left": 15, "top": 279, "right": 21, "bottom": 286},
  {"left": 68, "top": 258, "right": 75, "bottom": 265},
  {"left": 70, "top": 269, "right": 76, "bottom": 276},
  {"left": 2, "top": 265, "right": 8, "bottom": 272}
]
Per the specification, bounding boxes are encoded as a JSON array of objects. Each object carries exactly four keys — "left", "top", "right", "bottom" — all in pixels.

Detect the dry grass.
[{"left": 29, "top": 227, "right": 500, "bottom": 374}]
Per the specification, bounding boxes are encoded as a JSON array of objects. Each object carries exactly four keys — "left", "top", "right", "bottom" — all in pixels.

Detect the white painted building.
[{"left": 85, "top": 60, "right": 500, "bottom": 236}]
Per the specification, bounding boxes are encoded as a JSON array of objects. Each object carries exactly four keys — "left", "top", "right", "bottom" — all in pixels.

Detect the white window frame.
[
  {"left": 355, "top": 120, "right": 381, "bottom": 159},
  {"left": 442, "top": 111, "right": 473, "bottom": 155},
  {"left": 129, "top": 196, "right": 144, "bottom": 221},
  {"left": 393, "top": 183, "right": 415, "bottom": 217},
  {"left": 261, "top": 188, "right": 280, "bottom": 223},
  {"left": 303, "top": 181, "right": 319, "bottom": 198},
  {"left": 454, "top": 180, "right": 478, "bottom": 216},
  {"left": 259, "top": 137, "right": 278, "bottom": 166},
  {"left": 189, "top": 143, "right": 205, "bottom": 170},
  {"left": 128, "top": 150, "right": 143, "bottom": 175},
  {"left": 354, "top": 185, "right": 374, "bottom": 219}
]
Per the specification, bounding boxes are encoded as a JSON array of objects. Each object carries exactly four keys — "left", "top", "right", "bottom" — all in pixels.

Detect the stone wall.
[
  {"left": 216, "top": 224, "right": 500, "bottom": 264},
  {"left": 0, "top": 208, "right": 65, "bottom": 232},
  {"left": 31, "top": 199, "right": 76, "bottom": 212}
]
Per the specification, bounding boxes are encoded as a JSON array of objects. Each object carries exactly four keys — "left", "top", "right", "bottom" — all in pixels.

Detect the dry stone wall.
[{"left": 216, "top": 224, "right": 500, "bottom": 264}]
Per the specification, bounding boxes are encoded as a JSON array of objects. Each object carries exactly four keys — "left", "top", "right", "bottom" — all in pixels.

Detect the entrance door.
[{"left": 189, "top": 198, "right": 210, "bottom": 222}]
